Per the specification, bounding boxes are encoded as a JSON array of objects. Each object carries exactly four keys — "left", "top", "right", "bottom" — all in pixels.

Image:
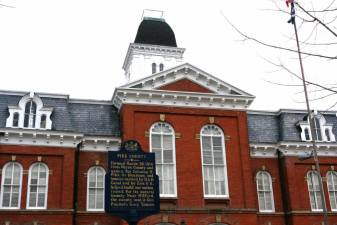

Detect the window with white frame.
[
  {"left": 327, "top": 171, "right": 337, "bottom": 211},
  {"left": 307, "top": 171, "right": 323, "bottom": 211},
  {"left": 150, "top": 122, "right": 177, "bottom": 197},
  {"left": 152, "top": 63, "right": 157, "bottom": 74},
  {"left": 6, "top": 93, "right": 53, "bottom": 130},
  {"left": 200, "top": 125, "right": 228, "bottom": 197},
  {"left": 27, "top": 163, "right": 49, "bottom": 209},
  {"left": 298, "top": 114, "right": 335, "bottom": 142},
  {"left": 256, "top": 171, "right": 275, "bottom": 212},
  {"left": 0, "top": 162, "right": 23, "bottom": 209},
  {"left": 87, "top": 166, "right": 105, "bottom": 211},
  {"left": 24, "top": 100, "right": 37, "bottom": 128},
  {"left": 159, "top": 63, "right": 164, "bottom": 71}
]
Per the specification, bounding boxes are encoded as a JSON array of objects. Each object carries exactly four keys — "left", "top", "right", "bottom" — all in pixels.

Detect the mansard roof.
[
  {"left": 248, "top": 109, "right": 337, "bottom": 144},
  {"left": 0, "top": 91, "right": 120, "bottom": 136}
]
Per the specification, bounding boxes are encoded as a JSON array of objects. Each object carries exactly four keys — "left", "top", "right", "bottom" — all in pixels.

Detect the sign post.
[{"left": 105, "top": 140, "right": 160, "bottom": 225}]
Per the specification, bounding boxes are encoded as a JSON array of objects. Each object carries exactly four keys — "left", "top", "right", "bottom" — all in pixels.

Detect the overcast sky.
[{"left": 1, "top": 0, "right": 336, "bottom": 111}]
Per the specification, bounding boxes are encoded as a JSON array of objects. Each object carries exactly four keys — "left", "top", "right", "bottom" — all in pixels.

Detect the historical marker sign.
[{"left": 105, "top": 140, "right": 160, "bottom": 225}]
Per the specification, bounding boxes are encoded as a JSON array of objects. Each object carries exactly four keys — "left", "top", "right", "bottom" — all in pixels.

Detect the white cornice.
[
  {"left": 248, "top": 109, "right": 337, "bottom": 116},
  {"left": 113, "top": 88, "right": 254, "bottom": 111},
  {"left": 250, "top": 142, "right": 337, "bottom": 158},
  {"left": 0, "top": 128, "right": 121, "bottom": 151},
  {"left": 123, "top": 43, "right": 185, "bottom": 70}
]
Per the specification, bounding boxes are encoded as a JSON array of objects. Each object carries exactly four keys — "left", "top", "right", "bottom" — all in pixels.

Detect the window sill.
[
  {"left": 25, "top": 208, "right": 47, "bottom": 210},
  {"left": 204, "top": 197, "right": 230, "bottom": 207},
  {"left": 160, "top": 197, "right": 178, "bottom": 205},
  {"left": 258, "top": 210, "right": 276, "bottom": 214},
  {"left": 86, "top": 209, "right": 105, "bottom": 212}
]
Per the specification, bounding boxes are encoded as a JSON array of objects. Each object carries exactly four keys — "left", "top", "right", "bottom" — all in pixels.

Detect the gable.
[
  {"left": 114, "top": 63, "right": 255, "bottom": 111},
  {"left": 157, "top": 78, "right": 214, "bottom": 93}
]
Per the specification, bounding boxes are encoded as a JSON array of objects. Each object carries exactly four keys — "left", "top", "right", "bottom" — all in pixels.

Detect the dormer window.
[
  {"left": 298, "top": 113, "right": 335, "bottom": 142},
  {"left": 24, "top": 100, "right": 37, "bottom": 128},
  {"left": 152, "top": 63, "right": 157, "bottom": 74},
  {"left": 40, "top": 114, "right": 47, "bottom": 129},
  {"left": 13, "top": 112, "right": 19, "bottom": 127},
  {"left": 6, "top": 92, "right": 53, "bottom": 130}
]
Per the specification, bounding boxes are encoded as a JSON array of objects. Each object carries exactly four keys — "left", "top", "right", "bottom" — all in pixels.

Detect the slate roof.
[
  {"left": 1, "top": 91, "right": 336, "bottom": 142},
  {"left": 248, "top": 110, "right": 337, "bottom": 143},
  {"left": 0, "top": 92, "right": 120, "bottom": 137}
]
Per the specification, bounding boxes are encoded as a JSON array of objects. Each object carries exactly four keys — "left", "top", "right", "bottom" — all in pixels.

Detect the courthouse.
[{"left": 1, "top": 12, "right": 337, "bottom": 225}]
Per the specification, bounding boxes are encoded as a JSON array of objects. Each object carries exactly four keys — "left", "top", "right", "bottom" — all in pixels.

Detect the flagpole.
[{"left": 289, "top": 2, "right": 329, "bottom": 225}]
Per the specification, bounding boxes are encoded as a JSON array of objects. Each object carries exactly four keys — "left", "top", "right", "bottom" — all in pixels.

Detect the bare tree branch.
[
  {"left": 220, "top": 12, "right": 337, "bottom": 60},
  {"left": 296, "top": 2, "right": 337, "bottom": 38}
]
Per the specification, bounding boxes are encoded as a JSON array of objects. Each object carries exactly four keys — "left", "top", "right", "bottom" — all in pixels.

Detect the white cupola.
[{"left": 122, "top": 10, "right": 185, "bottom": 83}]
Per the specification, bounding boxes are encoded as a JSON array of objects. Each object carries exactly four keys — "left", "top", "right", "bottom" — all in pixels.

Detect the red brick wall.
[
  {"left": 119, "top": 104, "right": 259, "bottom": 224},
  {"left": 0, "top": 144, "right": 75, "bottom": 225},
  {"left": 158, "top": 78, "right": 214, "bottom": 93}
]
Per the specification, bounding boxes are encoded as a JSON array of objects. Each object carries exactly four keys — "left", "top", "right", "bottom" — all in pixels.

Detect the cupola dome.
[{"left": 134, "top": 17, "right": 177, "bottom": 47}]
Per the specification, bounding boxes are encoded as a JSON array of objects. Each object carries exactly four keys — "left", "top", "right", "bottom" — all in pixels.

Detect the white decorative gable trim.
[
  {"left": 6, "top": 92, "right": 53, "bottom": 130},
  {"left": 113, "top": 63, "right": 255, "bottom": 110},
  {"left": 250, "top": 142, "right": 337, "bottom": 158}
]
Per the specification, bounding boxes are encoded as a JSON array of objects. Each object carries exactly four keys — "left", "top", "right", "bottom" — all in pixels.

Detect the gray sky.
[{"left": 1, "top": 0, "right": 336, "bottom": 111}]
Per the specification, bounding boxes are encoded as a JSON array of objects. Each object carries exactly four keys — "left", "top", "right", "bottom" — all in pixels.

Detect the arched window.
[
  {"left": 159, "top": 63, "right": 164, "bottom": 71},
  {"left": 307, "top": 171, "right": 323, "bottom": 211},
  {"left": 150, "top": 122, "right": 177, "bottom": 197},
  {"left": 87, "top": 166, "right": 105, "bottom": 211},
  {"left": 327, "top": 171, "right": 337, "bottom": 211},
  {"left": 27, "top": 163, "right": 49, "bottom": 209},
  {"left": 24, "top": 100, "right": 37, "bottom": 128},
  {"left": 256, "top": 171, "right": 275, "bottom": 212},
  {"left": 40, "top": 114, "right": 47, "bottom": 129},
  {"left": 152, "top": 63, "right": 157, "bottom": 74},
  {"left": 0, "top": 162, "right": 23, "bottom": 209},
  {"left": 13, "top": 112, "right": 19, "bottom": 127},
  {"left": 313, "top": 117, "right": 322, "bottom": 141},
  {"left": 200, "top": 125, "right": 228, "bottom": 197}
]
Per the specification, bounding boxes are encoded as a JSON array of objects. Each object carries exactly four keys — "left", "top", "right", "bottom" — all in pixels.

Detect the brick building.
[{"left": 1, "top": 12, "right": 337, "bottom": 225}]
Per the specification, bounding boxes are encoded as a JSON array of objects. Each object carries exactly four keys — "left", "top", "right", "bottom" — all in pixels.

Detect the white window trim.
[
  {"left": 6, "top": 93, "right": 53, "bottom": 130},
  {"left": 307, "top": 171, "right": 324, "bottom": 211},
  {"left": 327, "top": 171, "right": 337, "bottom": 212},
  {"left": 149, "top": 122, "right": 177, "bottom": 198},
  {"left": 86, "top": 166, "right": 105, "bottom": 211},
  {"left": 0, "top": 162, "right": 23, "bottom": 209},
  {"left": 256, "top": 171, "right": 275, "bottom": 213},
  {"left": 298, "top": 115, "right": 335, "bottom": 142},
  {"left": 200, "top": 124, "right": 229, "bottom": 198},
  {"left": 26, "top": 162, "right": 49, "bottom": 210}
]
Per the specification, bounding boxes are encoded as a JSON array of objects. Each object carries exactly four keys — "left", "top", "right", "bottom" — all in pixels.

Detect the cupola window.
[{"left": 152, "top": 63, "right": 157, "bottom": 74}]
